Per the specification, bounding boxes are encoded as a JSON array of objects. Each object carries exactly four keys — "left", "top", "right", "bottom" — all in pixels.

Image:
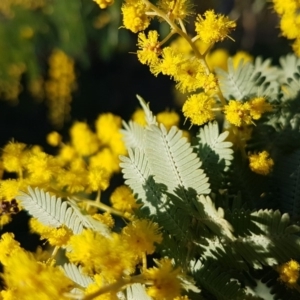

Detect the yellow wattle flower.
[
  {"left": 195, "top": 10, "right": 236, "bottom": 45},
  {"left": 248, "top": 151, "right": 274, "bottom": 175}
]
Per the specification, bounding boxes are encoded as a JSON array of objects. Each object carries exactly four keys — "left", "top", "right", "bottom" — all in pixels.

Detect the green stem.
[
  {"left": 142, "top": 0, "right": 203, "bottom": 60},
  {"left": 178, "top": 18, "right": 187, "bottom": 34},
  {"left": 95, "top": 189, "right": 101, "bottom": 203},
  {"left": 211, "top": 107, "right": 223, "bottom": 112},
  {"left": 45, "top": 188, "right": 130, "bottom": 220},
  {"left": 217, "top": 91, "right": 227, "bottom": 106},
  {"left": 51, "top": 246, "right": 60, "bottom": 258},
  {"left": 159, "top": 29, "right": 176, "bottom": 47},
  {"left": 80, "top": 198, "right": 130, "bottom": 220}
]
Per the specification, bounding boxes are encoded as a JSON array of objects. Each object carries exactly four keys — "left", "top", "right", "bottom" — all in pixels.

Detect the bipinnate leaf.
[
  {"left": 62, "top": 263, "right": 93, "bottom": 288},
  {"left": 196, "top": 121, "right": 233, "bottom": 169},
  {"left": 145, "top": 124, "right": 210, "bottom": 197},
  {"left": 120, "top": 148, "right": 161, "bottom": 215},
  {"left": 196, "top": 195, "right": 234, "bottom": 240},
  {"left": 126, "top": 284, "right": 151, "bottom": 300},
  {"left": 17, "top": 187, "right": 110, "bottom": 236},
  {"left": 121, "top": 120, "right": 145, "bottom": 150},
  {"left": 193, "top": 260, "right": 263, "bottom": 300},
  {"left": 199, "top": 209, "right": 300, "bottom": 271},
  {"left": 216, "top": 58, "right": 254, "bottom": 100},
  {"left": 136, "top": 94, "right": 157, "bottom": 127}
]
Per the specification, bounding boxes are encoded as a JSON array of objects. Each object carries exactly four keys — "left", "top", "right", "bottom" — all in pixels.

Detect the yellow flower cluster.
[
  {"left": 0, "top": 233, "right": 73, "bottom": 300},
  {"left": 183, "top": 96, "right": 272, "bottom": 128},
  {"left": 67, "top": 218, "right": 162, "bottom": 281},
  {"left": 156, "top": 110, "right": 180, "bottom": 130},
  {"left": 158, "top": 0, "right": 193, "bottom": 22},
  {"left": 182, "top": 93, "right": 216, "bottom": 126},
  {"left": 272, "top": 0, "right": 300, "bottom": 56},
  {"left": 277, "top": 259, "right": 300, "bottom": 285},
  {"left": 46, "top": 131, "right": 62, "bottom": 147},
  {"left": 135, "top": 22, "right": 228, "bottom": 95},
  {"left": 66, "top": 224, "right": 187, "bottom": 300},
  {"left": 45, "top": 49, "right": 76, "bottom": 128},
  {"left": 110, "top": 185, "right": 140, "bottom": 214},
  {"left": 0, "top": 63, "right": 26, "bottom": 103},
  {"left": 0, "top": 111, "right": 131, "bottom": 226},
  {"left": 195, "top": 10, "right": 236, "bottom": 45},
  {"left": 93, "top": 0, "right": 114, "bottom": 9},
  {"left": 132, "top": 107, "right": 180, "bottom": 130},
  {"left": 117, "top": 0, "right": 236, "bottom": 94},
  {"left": 224, "top": 97, "right": 273, "bottom": 127},
  {"left": 122, "top": 219, "right": 162, "bottom": 258},
  {"left": 68, "top": 230, "right": 135, "bottom": 280},
  {"left": 30, "top": 218, "right": 72, "bottom": 247},
  {"left": 110, "top": 0, "right": 239, "bottom": 134},
  {"left": 83, "top": 257, "right": 186, "bottom": 300},
  {"left": 137, "top": 30, "right": 161, "bottom": 65},
  {"left": 145, "top": 258, "right": 183, "bottom": 300},
  {"left": 70, "top": 122, "right": 99, "bottom": 156},
  {"left": 92, "top": 211, "right": 115, "bottom": 228},
  {"left": 121, "top": 0, "right": 151, "bottom": 33},
  {"left": 248, "top": 151, "right": 274, "bottom": 175}
]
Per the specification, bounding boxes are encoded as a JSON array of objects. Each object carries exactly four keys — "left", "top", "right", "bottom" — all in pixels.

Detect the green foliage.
[
  {"left": 191, "top": 260, "right": 262, "bottom": 300},
  {"left": 118, "top": 94, "right": 300, "bottom": 299},
  {"left": 271, "top": 149, "right": 300, "bottom": 221},
  {"left": 0, "top": 0, "right": 128, "bottom": 102}
]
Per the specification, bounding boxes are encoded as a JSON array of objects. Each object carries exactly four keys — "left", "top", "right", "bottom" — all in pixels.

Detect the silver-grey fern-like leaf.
[
  {"left": 126, "top": 284, "right": 152, "bottom": 300},
  {"left": 250, "top": 56, "right": 280, "bottom": 98},
  {"left": 145, "top": 124, "right": 210, "bottom": 196},
  {"left": 120, "top": 147, "right": 165, "bottom": 215},
  {"left": 201, "top": 209, "right": 300, "bottom": 270},
  {"left": 121, "top": 120, "right": 145, "bottom": 150},
  {"left": 252, "top": 279, "right": 275, "bottom": 300},
  {"left": 17, "top": 187, "right": 110, "bottom": 236},
  {"left": 67, "top": 199, "right": 110, "bottom": 236},
  {"left": 251, "top": 56, "right": 279, "bottom": 84},
  {"left": 216, "top": 58, "right": 255, "bottom": 100},
  {"left": 120, "top": 148, "right": 151, "bottom": 199},
  {"left": 279, "top": 53, "right": 300, "bottom": 80},
  {"left": 62, "top": 263, "right": 93, "bottom": 288},
  {"left": 17, "top": 186, "right": 67, "bottom": 228},
  {"left": 197, "top": 121, "right": 233, "bottom": 169},
  {"left": 136, "top": 95, "right": 157, "bottom": 127},
  {"left": 197, "top": 195, "right": 234, "bottom": 240}
]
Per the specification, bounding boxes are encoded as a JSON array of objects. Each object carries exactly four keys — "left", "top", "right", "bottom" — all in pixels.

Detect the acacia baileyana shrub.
[{"left": 1, "top": 0, "right": 300, "bottom": 299}]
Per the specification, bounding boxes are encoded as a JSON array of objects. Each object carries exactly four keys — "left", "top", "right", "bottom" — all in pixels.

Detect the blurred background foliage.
[
  {"left": 0, "top": 0, "right": 292, "bottom": 248},
  {"left": 0, "top": 0, "right": 290, "bottom": 145}
]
